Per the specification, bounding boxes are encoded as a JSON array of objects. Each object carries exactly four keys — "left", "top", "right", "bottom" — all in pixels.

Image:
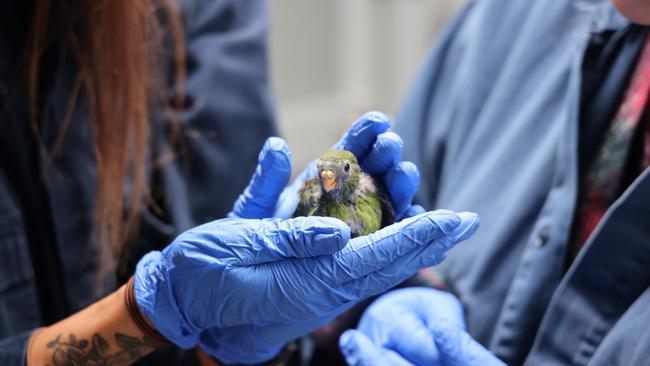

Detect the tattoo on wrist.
[{"left": 45, "top": 332, "right": 158, "bottom": 366}]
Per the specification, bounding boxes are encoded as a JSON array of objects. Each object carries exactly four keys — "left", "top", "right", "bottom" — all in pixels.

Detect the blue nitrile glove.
[
  {"left": 231, "top": 111, "right": 423, "bottom": 221},
  {"left": 431, "top": 321, "right": 506, "bottom": 366},
  {"left": 339, "top": 290, "right": 505, "bottom": 366},
  {"left": 341, "top": 288, "right": 466, "bottom": 366},
  {"left": 196, "top": 212, "right": 479, "bottom": 364},
  {"left": 134, "top": 211, "right": 477, "bottom": 352}
]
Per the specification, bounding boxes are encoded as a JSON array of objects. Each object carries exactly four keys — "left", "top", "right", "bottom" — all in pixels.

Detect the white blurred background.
[{"left": 268, "top": 0, "right": 467, "bottom": 170}]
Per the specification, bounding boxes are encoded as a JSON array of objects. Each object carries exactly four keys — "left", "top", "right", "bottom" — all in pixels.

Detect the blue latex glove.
[
  {"left": 197, "top": 212, "right": 479, "bottom": 364},
  {"left": 339, "top": 289, "right": 505, "bottom": 366},
  {"left": 431, "top": 321, "right": 506, "bottom": 366},
  {"left": 346, "top": 288, "right": 466, "bottom": 365},
  {"left": 231, "top": 111, "right": 423, "bottom": 221},
  {"left": 134, "top": 209, "right": 479, "bottom": 360}
]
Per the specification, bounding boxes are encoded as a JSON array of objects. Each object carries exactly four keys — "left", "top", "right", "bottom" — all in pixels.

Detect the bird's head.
[{"left": 317, "top": 150, "right": 360, "bottom": 200}]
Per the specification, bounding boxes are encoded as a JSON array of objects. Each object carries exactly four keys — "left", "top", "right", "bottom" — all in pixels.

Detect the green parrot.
[{"left": 293, "top": 150, "right": 394, "bottom": 237}]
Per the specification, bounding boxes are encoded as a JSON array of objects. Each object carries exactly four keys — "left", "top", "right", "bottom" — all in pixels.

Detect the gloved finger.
[
  {"left": 385, "top": 161, "right": 420, "bottom": 220},
  {"left": 361, "top": 131, "right": 403, "bottom": 175},
  {"left": 453, "top": 212, "right": 480, "bottom": 242},
  {"left": 230, "top": 137, "right": 292, "bottom": 219},
  {"left": 319, "top": 210, "right": 462, "bottom": 285},
  {"left": 414, "top": 289, "right": 466, "bottom": 330},
  {"left": 358, "top": 290, "right": 443, "bottom": 365},
  {"left": 340, "top": 330, "right": 414, "bottom": 366},
  {"left": 402, "top": 204, "right": 426, "bottom": 219},
  {"left": 336, "top": 212, "right": 479, "bottom": 298},
  {"left": 368, "top": 306, "right": 439, "bottom": 365},
  {"left": 334, "top": 111, "right": 391, "bottom": 160},
  {"left": 226, "top": 217, "right": 351, "bottom": 265},
  {"left": 358, "top": 288, "right": 466, "bottom": 365},
  {"left": 432, "top": 320, "right": 506, "bottom": 366}
]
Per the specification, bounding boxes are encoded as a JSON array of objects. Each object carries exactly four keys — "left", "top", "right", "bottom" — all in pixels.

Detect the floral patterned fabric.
[{"left": 571, "top": 34, "right": 650, "bottom": 258}]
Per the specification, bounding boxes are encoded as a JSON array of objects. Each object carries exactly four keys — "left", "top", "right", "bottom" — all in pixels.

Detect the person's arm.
[
  {"left": 24, "top": 201, "right": 475, "bottom": 366},
  {"left": 26, "top": 283, "right": 161, "bottom": 366},
  {"left": 23, "top": 133, "right": 476, "bottom": 366}
]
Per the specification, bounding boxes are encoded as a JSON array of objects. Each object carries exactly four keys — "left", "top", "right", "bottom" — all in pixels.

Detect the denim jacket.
[{"left": 0, "top": 0, "right": 275, "bottom": 364}]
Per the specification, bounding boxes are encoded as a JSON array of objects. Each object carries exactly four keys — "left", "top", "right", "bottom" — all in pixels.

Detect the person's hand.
[
  {"left": 133, "top": 209, "right": 479, "bottom": 363},
  {"left": 340, "top": 325, "right": 506, "bottom": 366},
  {"left": 339, "top": 290, "right": 505, "bottom": 366},
  {"left": 342, "top": 288, "right": 466, "bottom": 366},
  {"left": 197, "top": 213, "right": 478, "bottom": 364},
  {"left": 429, "top": 321, "right": 506, "bottom": 366},
  {"left": 231, "top": 111, "right": 424, "bottom": 221}
]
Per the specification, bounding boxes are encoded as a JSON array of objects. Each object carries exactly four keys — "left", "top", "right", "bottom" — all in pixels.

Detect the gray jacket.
[{"left": 397, "top": 0, "right": 650, "bottom": 365}]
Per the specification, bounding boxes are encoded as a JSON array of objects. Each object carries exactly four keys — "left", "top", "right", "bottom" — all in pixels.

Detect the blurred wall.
[{"left": 268, "top": 0, "right": 467, "bottom": 170}]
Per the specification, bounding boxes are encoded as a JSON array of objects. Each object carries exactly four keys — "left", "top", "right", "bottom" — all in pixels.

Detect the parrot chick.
[{"left": 294, "top": 150, "right": 394, "bottom": 237}]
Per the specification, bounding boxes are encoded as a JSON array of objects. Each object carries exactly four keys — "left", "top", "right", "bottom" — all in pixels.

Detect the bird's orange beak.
[{"left": 320, "top": 170, "right": 337, "bottom": 192}]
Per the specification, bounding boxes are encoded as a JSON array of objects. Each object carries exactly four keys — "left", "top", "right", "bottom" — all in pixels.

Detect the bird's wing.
[{"left": 293, "top": 177, "right": 321, "bottom": 217}]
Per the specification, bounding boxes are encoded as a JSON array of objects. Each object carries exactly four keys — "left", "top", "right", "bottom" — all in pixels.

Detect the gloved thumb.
[
  {"left": 385, "top": 161, "right": 420, "bottom": 220},
  {"left": 230, "top": 137, "right": 292, "bottom": 219},
  {"left": 334, "top": 111, "right": 391, "bottom": 160},
  {"left": 432, "top": 320, "right": 506, "bottom": 366},
  {"left": 339, "top": 330, "right": 413, "bottom": 366}
]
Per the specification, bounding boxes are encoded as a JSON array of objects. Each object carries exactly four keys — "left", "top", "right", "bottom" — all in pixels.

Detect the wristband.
[{"left": 124, "top": 276, "right": 171, "bottom": 345}]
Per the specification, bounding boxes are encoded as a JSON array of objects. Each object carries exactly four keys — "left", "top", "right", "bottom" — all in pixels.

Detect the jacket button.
[{"left": 534, "top": 227, "right": 551, "bottom": 247}]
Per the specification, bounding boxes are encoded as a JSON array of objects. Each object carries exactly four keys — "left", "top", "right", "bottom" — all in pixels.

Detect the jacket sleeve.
[{"left": 0, "top": 330, "right": 32, "bottom": 366}]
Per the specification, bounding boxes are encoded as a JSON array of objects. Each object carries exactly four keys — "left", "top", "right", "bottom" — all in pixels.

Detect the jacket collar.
[{"left": 574, "top": 0, "right": 631, "bottom": 33}]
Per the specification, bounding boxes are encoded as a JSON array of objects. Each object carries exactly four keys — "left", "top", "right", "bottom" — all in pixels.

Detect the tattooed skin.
[{"left": 45, "top": 332, "right": 158, "bottom": 366}]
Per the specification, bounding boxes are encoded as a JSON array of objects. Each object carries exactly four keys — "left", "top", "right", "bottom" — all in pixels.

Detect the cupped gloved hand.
[
  {"left": 342, "top": 287, "right": 466, "bottom": 366},
  {"left": 134, "top": 209, "right": 479, "bottom": 362},
  {"left": 231, "top": 111, "right": 423, "bottom": 221},
  {"left": 339, "top": 289, "right": 505, "bottom": 366},
  {"left": 197, "top": 212, "right": 479, "bottom": 364}
]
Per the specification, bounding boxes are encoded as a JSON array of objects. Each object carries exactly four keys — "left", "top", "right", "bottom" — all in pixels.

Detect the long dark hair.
[{"left": 26, "top": 0, "right": 185, "bottom": 279}]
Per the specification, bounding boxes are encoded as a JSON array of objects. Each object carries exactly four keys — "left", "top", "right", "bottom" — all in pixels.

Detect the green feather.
[
  {"left": 318, "top": 150, "right": 356, "bottom": 162},
  {"left": 352, "top": 190, "right": 382, "bottom": 236}
]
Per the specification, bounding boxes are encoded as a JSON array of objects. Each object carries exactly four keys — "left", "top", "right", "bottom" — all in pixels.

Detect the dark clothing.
[
  {"left": 396, "top": 0, "right": 650, "bottom": 364},
  {"left": 570, "top": 30, "right": 650, "bottom": 258},
  {"left": 0, "top": 0, "right": 276, "bottom": 364}
]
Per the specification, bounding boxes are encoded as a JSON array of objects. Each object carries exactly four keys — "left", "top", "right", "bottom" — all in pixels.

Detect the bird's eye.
[{"left": 344, "top": 163, "right": 350, "bottom": 172}]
